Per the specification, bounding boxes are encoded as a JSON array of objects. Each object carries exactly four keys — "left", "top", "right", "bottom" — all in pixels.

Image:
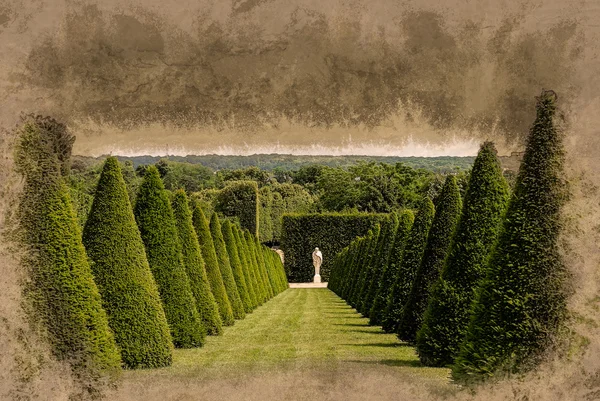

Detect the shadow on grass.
[
  {"left": 341, "top": 342, "right": 411, "bottom": 348},
  {"left": 346, "top": 359, "right": 422, "bottom": 368},
  {"left": 331, "top": 323, "right": 368, "bottom": 327}
]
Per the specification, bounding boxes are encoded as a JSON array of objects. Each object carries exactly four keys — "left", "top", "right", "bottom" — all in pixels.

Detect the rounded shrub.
[
  {"left": 83, "top": 157, "right": 173, "bottom": 368},
  {"left": 192, "top": 206, "right": 235, "bottom": 326},
  {"left": 416, "top": 142, "right": 510, "bottom": 367},
  {"left": 382, "top": 198, "right": 434, "bottom": 333},
  {"left": 370, "top": 210, "right": 415, "bottom": 326},
  {"left": 452, "top": 91, "right": 570, "bottom": 382},
  {"left": 134, "top": 166, "right": 206, "bottom": 348},
  {"left": 397, "top": 175, "right": 462, "bottom": 343},
  {"left": 172, "top": 190, "right": 223, "bottom": 336}
]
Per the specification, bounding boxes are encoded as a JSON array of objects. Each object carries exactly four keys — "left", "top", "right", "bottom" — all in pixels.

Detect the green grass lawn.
[{"left": 125, "top": 288, "right": 450, "bottom": 383}]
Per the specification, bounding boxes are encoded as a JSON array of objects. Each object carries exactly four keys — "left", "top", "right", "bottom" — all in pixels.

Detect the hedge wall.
[{"left": 281, "top": 213, "right": 388, "bottom": 282}]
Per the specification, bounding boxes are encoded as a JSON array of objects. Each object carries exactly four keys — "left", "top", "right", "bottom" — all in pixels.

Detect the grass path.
[{"left": 114, "top": 289, "right": 451, "bottom": 400}]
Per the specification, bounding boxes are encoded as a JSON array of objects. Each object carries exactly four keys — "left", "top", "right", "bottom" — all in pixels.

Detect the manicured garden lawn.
[{"left": 113, "top": 288, "right": 452, "bottom": 400}]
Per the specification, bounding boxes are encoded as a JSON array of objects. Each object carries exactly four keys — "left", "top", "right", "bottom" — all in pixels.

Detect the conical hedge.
[
  {"left": 210, "top": 214, "right": 245, "bottom": 320},
  {"left": 351, "top": 224, "right": 380, "bottom": 309},
  {"left": 362, "top": 214, "right": 399, "bottom": 318},
  {"left": 15, "top": 119, "right": 121, "bottom": 385},
  {"left": 370, "top": 210, "right": 415, "bottom": 326},
  {"left": 222, "top": 220, "right": 252, "bottom": 313},
  {"left": 382, "top": 198, "right": 434, "bottom": 333},
  {"left": 192, "top": 206, "right": 235, "bottom": 326},
  {"left": 397, "top": 175, "right": 462, "bottom": 343},
  {"left": 416, "top": 142, "right": 510, "bottom": 367},
  {"left": 82, "top": 157, "right": 173, "bottom": 368},
  {"left": 172, "top": 190, "right": 223, "bottom": 336},
  {"left": 245, "top": 230, "right": 266, "bottom": 304},
  {"left": 254, "top": 235, "right": 274, "bottom": 299},
  {"left": 134, "top": 166, "right": 205, "bottom": 348},
  {"left": 453, "top": 90, "right": 570, "bottom": 381},
  {"left": 233, "top": 226, "right": 258, "bottom": 309}
]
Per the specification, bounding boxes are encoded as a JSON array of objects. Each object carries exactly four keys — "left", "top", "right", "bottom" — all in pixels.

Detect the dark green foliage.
[
  {"left": 397, "top": 175, "right": 462, "bottom": 343},
  {"left": 416, "top": 142, "right": 510, "bottom": 367},
  {"left": 82, "top": 157, "right": 173, "bottom": 368},
  {"left": 362, "top": 214, "right": 400, "bottom": 317},
  {"left": 215, "top": 180, "right": 259, "bottom": 237},
  {"left": 15, "top": 118, "right": 121, "bottom": 388},
  {"left": 172, "top": 190, "right": 223, "bottom": 336},
  {"left": 259, "top": 186, "right": 274, "bottom": 242},
  {"left": 281, "top": 213, "right": 388, "bottom": 282},
  {"left": 233, "top": 226, "right": 258, "bottom": 308},
  {"left": 134, "top": 166, "right": 205, "bottom": 347},
  {"left": 210, "top": 214, "right": 245, "bottom": 320},
  {"left": 192, "top": 206, "right": 235, "bottom": 326},
  {"left": 370, "top": 210, "right": 415, "bottom": 326},
  {"left": 222, "top": 221, "right": 253, "bottom": 313},
  {"left": 350, "top": 225, "right": 381, "bottom": 309},
  {"left": 382, "top": 198, "right": 435, "bottom": 333},
  {"left": 245, "top": 231, "right": 267, "bottom": 304},
  {"left": 452, "top": 91, "right": 570, "bottom": 381},
  {"left": 254, "top": 235, "right": 275, "bottom": 299}
]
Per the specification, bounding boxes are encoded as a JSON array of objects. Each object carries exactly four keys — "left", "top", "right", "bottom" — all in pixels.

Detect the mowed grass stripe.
[{"left": 128, "top": 288, "right": 449, "bottom": 381}]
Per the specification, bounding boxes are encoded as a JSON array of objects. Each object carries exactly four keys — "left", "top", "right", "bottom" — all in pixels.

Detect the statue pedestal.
[{"left": 313, "top": 274, "right": 321, "bottom": 283}]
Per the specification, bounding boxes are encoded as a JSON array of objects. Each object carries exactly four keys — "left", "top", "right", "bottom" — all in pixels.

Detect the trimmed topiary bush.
[
  {"left": 192, "top": 206, "right": 235, "bottom": 326},
  {"left": 83, "top": 157, "right": 173, "bottom": 368},
  {"left": 362, "top": 214, "right": 400, "bottom": 318},
  {"left": 370, "top": 210, "right": 415, "bottom": 326},
  {"left": 254, "top": 235, "right": 274, "bottom": 299},
  {"left": 15, "top": 118, "right": 122, "bottom": 388},
  {"left": 245, "top": 230, "right": 267, "bottom": 304},
  {"left": 416, "top": 142, "right": 510, "bottom": 367},
  {"left": 397, "top": 175, "right": 462, "bottom": 343},
  {"left": 215, "top": 180, "right": 259, "bottom": 237},
  {"left": 233, "top": 226, "right": 258, "bottom": 308},
  {"left": 134, "top": 166, "right": 206, "bottom": 348},
  {"left": 281, "top": 213, "right": 388, "bottom": 282},
  {"left": 382, "top": 198, "right": 435, "bottom": 333},
  {"left": 350, "top": 224, "right": 381, "bottom": 309},
  {"left": 452, "top": 91, "right": 570, "bottom": 382},
  {"left": 222, "top": 220, "right": 253, "bottom": 313},
  {"left": 172, "top": 190, "right": 223, "bottom": 336},
  {"left": 210, "top": 214, "right": 245, "bottom": 320}
]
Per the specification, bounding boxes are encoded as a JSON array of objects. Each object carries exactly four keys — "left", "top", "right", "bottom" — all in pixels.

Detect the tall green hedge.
[
  {"left": 259, "top": 186, "right": 274, "bottom": 242},
  {"left": 382, "top": 198, "right": 434, "bottom": 333},
  {"left": 397, "top": 175, "right": 462, "bottom": 343},
  {"left": 83, "top": 157, "right": 173, "bottom": 368},
  {"left": 192, "top": 206, "right": 235, "bottom": 326},
  {"left": 281, "top": 213, "right": 388, "bottom": 282},
  {"left": 172, "top": 190, "right": 223, "bottom": 336},
  {"left": 215, "top": 180, "right": 259, "bottom": 237},
  {"left": 452, "top": 91, "right": 570, "bottom": 382},
  {"left": 210, "top": 214, "right": 245, "bottom": 320},
  {"left": 254, "top": 235, "right": 275, "bottom": 299},
  {"left": 134, "top": 166, "right": 206, "bottom": 348},
  {"left": 350, "top": 225, "right": 381, "bottom": 309},
  {"left": 416, "top": 142, "right": 509, "bottom": 367},
  {"left": 245, "top": 230, "right": 267, "bottom": 304},
  {"left": 369, "top": 210, "right": 415, "bottom": 326},
  {"left": 233, "top": 226, "right": 258, "bottom": 308},
  {"left": 15, "top": 118, "right": 121, "bottom": 386},
  {"left": 362, "top": 214, "right": 400, "bottom": 317},
  {"left": 222, "top": 220, "right": 253, "bottom": 313}
]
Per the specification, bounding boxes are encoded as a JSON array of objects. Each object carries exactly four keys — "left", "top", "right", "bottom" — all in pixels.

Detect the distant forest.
[{"left": 74, "top": 154, "right": 477, "bottom": 173}]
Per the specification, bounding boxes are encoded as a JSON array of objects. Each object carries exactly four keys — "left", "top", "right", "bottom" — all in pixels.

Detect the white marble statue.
[{"left": 312, "top": 247, "right": 323, "bottom": 283}]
